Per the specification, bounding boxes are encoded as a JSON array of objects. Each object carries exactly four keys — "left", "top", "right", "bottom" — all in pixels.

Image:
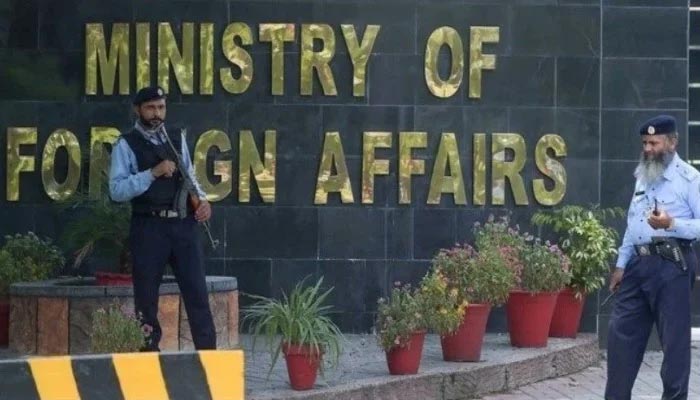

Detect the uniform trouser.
[
  {"left": 129, "top": 214, "right": 216, "bottom": 350},
  {"left": 605, "top": 248, "right": 697, "bottom": 400}
]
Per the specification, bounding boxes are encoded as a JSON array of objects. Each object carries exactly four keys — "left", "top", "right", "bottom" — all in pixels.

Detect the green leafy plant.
[
  {"left": 473, "top": 215, "right": 529, "bottom": 291},
  {"left": 90, "top": 303, "right": 148, "bottom": 353},
  {"left": 474, "top": 215, "right": 528, "bottom": 252},
  {"left": 0, "top": 232, "right": 65, "bottom": 297},
  {"left": 242, "top": 277, "right": 343, "bottom": 375},
  {"left": 59, "top": 177, "right": 131, "bottom": 274},
  {"left": 532, "top": 205, "right": 623, "bottom": 294},
  {"left": 376, "top": 283, "right": 428, "bottom": 350},
  {"left": 518, "top": 240, "right": 572, "bottom": 293},
  {"left": 419, "top": 270, "right": 468, "bottom": 336},
  {"left": 431, "top": 244, "right": 516, "bottom": 306}
]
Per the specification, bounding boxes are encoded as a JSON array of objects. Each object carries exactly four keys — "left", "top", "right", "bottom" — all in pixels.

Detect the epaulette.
[{"left": 677, "top": 162, "right": 700, "bottom": 181}]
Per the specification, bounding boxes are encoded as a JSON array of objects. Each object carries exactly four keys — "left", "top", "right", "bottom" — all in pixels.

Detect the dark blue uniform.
[
  {"left": 109, "top": 87, "right": 216, "bottom": 350},
  {"left": 606, "top": 116, "right": 699, "bottom": 400}
]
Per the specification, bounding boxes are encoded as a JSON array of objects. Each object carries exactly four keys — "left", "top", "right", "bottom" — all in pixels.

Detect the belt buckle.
[{"left": 639, "top": 245, "right": 650, "bottom": 256}]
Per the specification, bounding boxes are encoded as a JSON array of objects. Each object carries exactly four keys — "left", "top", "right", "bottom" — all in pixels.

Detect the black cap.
[
  {"left": 133, "top": 86, "right": 167, "bottom": 106},
  {"left": 639, "top": 115, "right": 676, "bottom": 136}
]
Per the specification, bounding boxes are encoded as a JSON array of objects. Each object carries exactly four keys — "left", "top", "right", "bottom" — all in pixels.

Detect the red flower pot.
[
  {"left": 506, "top": 290, "right": 558, "bottom": 348},
  {"left": 282, "top": 342, "right": 322, "bottom": 390},
  {"left": 441, "top": 304, "right": 492, "bottom": 362},
  {"left": 94, "top": 272, "right": 133, "bottom": 286},
  {"left": 549, "top": 287, "right": 586, "bottom": 338},
  {"left": 0, "top": 300, "right": 9, "bottom": 347},
  {"left": 385, "top": 331, "right": 425, "bottom": 375}
]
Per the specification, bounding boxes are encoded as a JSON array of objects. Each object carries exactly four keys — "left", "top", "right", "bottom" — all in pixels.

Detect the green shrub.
[
  {"left": 376, "top": 283, "right": 427, "bottom": 350},
  {"left": 518, "top": 240, "right": 572, "bottom": 293},
  {"left": 0, "top": 232, "right": 65, "bottom": 296},
  {"left": 90, "top": 304, "right": 147, "bottom": 353},
  {"left": 532, "top": 205, "right": 623, "bottom": 294}
]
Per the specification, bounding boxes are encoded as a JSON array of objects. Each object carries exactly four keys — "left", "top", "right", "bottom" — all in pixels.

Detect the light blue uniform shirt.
[
  {"left": 109, "top": 122, "right": 206, "bottom": 202},
  {"left": 616, "top": 153, "right": 700, "bottom": 269}
]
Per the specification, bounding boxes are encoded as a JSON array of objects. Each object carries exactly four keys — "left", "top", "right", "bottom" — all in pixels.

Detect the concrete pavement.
[{"left": 483, "top": 344, "right": 700, "bottom": 400}]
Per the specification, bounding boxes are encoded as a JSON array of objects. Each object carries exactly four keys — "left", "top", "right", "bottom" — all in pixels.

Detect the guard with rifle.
[{"left": 109, "top": 86, "right": 217, "bottom": 351}]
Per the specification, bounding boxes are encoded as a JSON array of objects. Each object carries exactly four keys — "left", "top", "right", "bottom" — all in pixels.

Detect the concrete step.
[{"left": 245, "top": 333, "right": 600, "bottom": 400}]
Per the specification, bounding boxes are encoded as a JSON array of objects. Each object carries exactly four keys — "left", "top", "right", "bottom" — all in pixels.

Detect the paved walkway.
[{"left": 483, "top": 343, "right": 700, "bottom": 400}]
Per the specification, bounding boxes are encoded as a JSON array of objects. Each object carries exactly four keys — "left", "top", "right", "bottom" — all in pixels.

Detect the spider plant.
[{"left": 243, "top": 276, "right": 343, "bottom": 376}]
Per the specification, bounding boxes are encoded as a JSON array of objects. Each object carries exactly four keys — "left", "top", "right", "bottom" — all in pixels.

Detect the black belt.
[
  {"left": 634, "top": 238, "right": 692, "bottom": 257},
  {"left": 134, "top": 210, "right": 180, "bottom": 218},
  {"left": 634, "top": 237, "right": 692, "bottom": 271}
]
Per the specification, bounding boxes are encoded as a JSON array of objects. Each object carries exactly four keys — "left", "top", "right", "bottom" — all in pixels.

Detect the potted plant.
[
  {"left": 59, "top": 182, "right": 132, "bottom": 286},
  {"left": 474, "top": 215, "right": 572, "bottom": 347},
  {"left": 376, "top": 282, "right": 428, "bottom": 375},
  {"left": 0, "top": 232, "right": 65, "bottom": 346},
  {"left": 506, "top": 240, "right": 572, "bottom": 347},
  {"left": 532, "top": 205, "right": 622, "bottom": 337},
  {"left": 91, "top": 303, "right": 149, "bottom": 353},
  {"left": 424, "top": 243, "right": 514, "bottom": 362},
  {"left": 243, "top": 276, "right": 343, "bottom": 391}
]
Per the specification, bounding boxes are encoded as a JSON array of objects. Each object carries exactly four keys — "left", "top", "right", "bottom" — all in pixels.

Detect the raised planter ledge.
[{"left": 9, "top": 276, "right": 237, "bottom": 298}]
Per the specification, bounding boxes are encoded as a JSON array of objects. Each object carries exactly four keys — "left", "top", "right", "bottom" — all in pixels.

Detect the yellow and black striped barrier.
[{"left": 0, "top": 350, "right": 244, "bottom": 400}]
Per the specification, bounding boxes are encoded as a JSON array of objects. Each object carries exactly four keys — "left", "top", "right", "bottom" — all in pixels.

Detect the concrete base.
[
  {"left": 8, "top": 276, "right": 238, "bottom": 355},
  {"left": 245, "top": 333, "right": 600, "bottom": 400}
]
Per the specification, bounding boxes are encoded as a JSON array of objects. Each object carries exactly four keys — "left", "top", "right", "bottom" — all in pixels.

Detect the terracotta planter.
[
  {"left": 94, "top": 272, "right": 132, "bottom": 286},
  {"left": 440, "top": 304, "right": 492, "bottom": 362},
  {"left": 0, "top": 299, "right": 9, "bottom": 347},
  {"left": 385, "top": 330, "right": 425, "bottom": 375},
  {"left": 549, "top": 287, "right": 586, "bottom": 338},
  {"left": 282, "top": 342, "right": 322, "bottom": 390},
  {"left": 506, "top": 290, "right": 558, "bottom": 348}
]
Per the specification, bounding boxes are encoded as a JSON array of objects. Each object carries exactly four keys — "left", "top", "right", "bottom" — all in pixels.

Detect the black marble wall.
[{"left": 0, "top": 0, "right": 692, "bottom": 332}]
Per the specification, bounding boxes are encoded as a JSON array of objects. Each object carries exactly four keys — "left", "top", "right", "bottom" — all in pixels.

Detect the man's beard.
[
  {"left": 634, "top": 149, "right": 675, "bottom": 186},
  {"left": 139, "top": 116, "right": 164, "bottom": 131}
]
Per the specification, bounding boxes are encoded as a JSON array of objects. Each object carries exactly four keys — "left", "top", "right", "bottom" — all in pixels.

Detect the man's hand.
[
  {"left": 195, "top": 200, "right": 212, "bottom": 222},
  {"left": 609, "top": 267, "right": 624, "bottom": 292},
  {"left": 647, "top": 209, "right": 673, "bottom": 230},
  {"left": 151, "top": 160, "right": 176, "bottom": 178}
]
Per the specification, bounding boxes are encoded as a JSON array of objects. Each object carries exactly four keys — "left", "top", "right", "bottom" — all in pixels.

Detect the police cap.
[
  {"left": 133, "top": 86, "right": 167, "bottom": 106},
  {"left": 639, "top": 115, "right": 676, "bottom": 136}
]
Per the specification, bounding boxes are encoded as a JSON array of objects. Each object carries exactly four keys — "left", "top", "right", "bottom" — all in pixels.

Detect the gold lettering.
[
  {"left": 424, "top": 26, "right": 463, "bottom": 98},
  {"left": 301, "top": 24, "right": 337, "bottom": 96},
  {"left": 361, "top": 131, "right": 391, "bottom": 204},
  {"left": 473, "top": 133, "right": 487, "bottom": 205},
  {"left": 533, "top": 134, "right": 567, "bottom": 206},
  {"left": 342, "top": 24, "right": 380, "bottom": 97},
  {"left": 85, "top": 23, "right": 129, "bottom": 95},
  {"left": 469, "top": 26, "right": 499, "bottom": 99},
  {"left": 221, "top": 23, "right": 253, "bottom": 94},
  {"left": 194, "top": 130, "right": 232, "bottom": 202},
  {"left": 398, "top": 132, "right": 427, "bottom": 204},
  {"left": 427, "top": 133, "right": 466, "bottom": 205},
  {"left": 6, "top": 128, "right": 37, "bottom": 201},
  {"left": 492, "top": 133, "right": 527, "bottom": 205},
  {"left": 200, "top": 23, "right": 215, "bottom": 95},
  {"left": 315, "top": 132, "right": 353, "bottom": 204},
  {"left": 89, "top": 127, "right": 120, "bottom": 199},
  {"left": 259, "top": 24, "right": 295, "bottom": 95},
  {"left": 157, "top": 22, "right": 194, "bottom": 94},
  {"left": 239, "top": 130, "right": 276, "bottom": 203},
  {"left": 136, "top": 23, "right": 151, "bottom": 90},
  {"left": 42, "top": 129, "right": 81, "bottom": 201}
]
